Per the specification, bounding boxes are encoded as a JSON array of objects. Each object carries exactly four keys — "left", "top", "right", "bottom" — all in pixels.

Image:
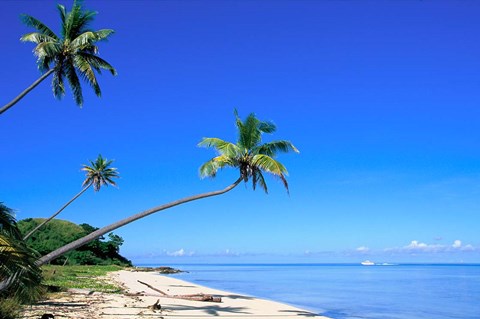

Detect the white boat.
[{"left": 361, "top": 260, "right": 375, "bottom": 266}]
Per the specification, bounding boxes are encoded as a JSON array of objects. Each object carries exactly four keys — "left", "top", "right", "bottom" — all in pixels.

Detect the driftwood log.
[{"left": 137, "top": 280, "right": 222, "bottom": 302}]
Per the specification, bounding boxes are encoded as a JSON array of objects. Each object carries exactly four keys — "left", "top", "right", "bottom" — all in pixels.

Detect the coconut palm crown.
[
  {"left": 20, "top": 0, "right": 116, "bottom": 106},
  {"left": 199, "top": 110, "right": 299, "bottom": 193},
  {"left": 82, "top": 154, "right": 119, "bottom": 191}
]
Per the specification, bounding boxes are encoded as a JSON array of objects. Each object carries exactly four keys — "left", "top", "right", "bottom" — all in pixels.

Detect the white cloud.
[
  {"left": 405, "top": 240, "right": 433, "bottom": 251},
  {"left": 385, "top": 240, "right": 478, "bottom": 254},
  {"left": 356, "top": 246, "right": 370, "bottom": 253},
  {"left": 166, "top": 248, "right": 194, "bottom": 257},
  {"left": 452, "top": 240, "right": 462, "bottom": 248}
]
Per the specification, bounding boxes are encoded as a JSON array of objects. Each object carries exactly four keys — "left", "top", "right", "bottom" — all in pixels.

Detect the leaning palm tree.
[
  {"left": 34, "top": 111, "right": 299, "bottom": 266},
  {"left": 0, "top": 0, "right": 116, "bottom": 115},
  {"left": 199, "top": 109, "right": 299, "bottom": 193},
  {"left": 0, "top": 203, "right": 42, "bottom": 303},
  {"left": 23, "top": 154, "right": 119, "bottom": 240}
]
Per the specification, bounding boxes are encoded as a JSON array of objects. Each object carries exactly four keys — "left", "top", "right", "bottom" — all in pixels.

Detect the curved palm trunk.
[
  {"left": 0, "top": 69, "right": 54, "bottom": 115},
  {"left": 23, "top": 183, "right": 92, "bottom": 241},
  {"left": 36, "top": 177, "right": 243, "bottom": 266}
]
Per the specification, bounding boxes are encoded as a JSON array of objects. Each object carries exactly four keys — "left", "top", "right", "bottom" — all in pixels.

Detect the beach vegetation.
[
  {"left": 0, "top": 0, "right": 116, "bottom": 115},
  {"left": 0, "top": 297, "right": 23, "bottom": 319},
  {"left": 34, "top": 111, "right": 298, "bottom": 266},
  {"left": 19, "top": 219, "right": 131, "bottom": 266},
  {"left": 23, "top": 154, "right": 119, "bottom": 240},
  {"left": 42, "top": 264, "right": 124, "bottom": 293},
  {"left": 0, "top": 203, "right": 43, "bottom": 318}
]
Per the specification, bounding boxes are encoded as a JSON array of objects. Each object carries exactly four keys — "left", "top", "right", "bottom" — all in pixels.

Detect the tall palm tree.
[
  {"left": 34, "top": 111, "right": 299, "bottom": 266},
  {"left": 0, "top": 0, "right": 116, "bottom": 115},
  {"left": 23, "top": 154, "right": 119, "bottom": 240},
  {"left": 0, "top": 203, "right": 42, "bottom": 302}
]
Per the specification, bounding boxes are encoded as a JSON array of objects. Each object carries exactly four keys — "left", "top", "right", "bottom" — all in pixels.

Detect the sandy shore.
[{"left": 23, "top": 269, "right": 331, "bottom": 318}]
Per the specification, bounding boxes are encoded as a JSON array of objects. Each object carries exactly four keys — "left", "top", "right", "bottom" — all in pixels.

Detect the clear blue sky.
[{"left": 1, "top": 0, "right": 479, "bottom": 264}]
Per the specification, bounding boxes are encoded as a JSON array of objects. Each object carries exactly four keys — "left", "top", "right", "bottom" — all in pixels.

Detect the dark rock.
[{"left": 129, "top": 266, "right": 187, "bottom": 274}]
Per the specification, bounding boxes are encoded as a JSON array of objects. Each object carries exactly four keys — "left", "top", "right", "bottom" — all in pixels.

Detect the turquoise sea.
[{"left": 142, "top": 263, "right": 480, "bottom": 319}]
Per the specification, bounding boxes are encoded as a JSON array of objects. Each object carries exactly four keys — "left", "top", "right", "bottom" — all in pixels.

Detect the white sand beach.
[{"left": 24, "top": 269, "right": 331, "bottom": 318}]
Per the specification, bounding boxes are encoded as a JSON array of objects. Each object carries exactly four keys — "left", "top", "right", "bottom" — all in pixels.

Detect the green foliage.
[
  {"left": 0, "top": 298, "right": 22, "bottom": 319},
  {"left": 82, "top": 154, "right": 119, "bottom": 191},
  {"left": 0, "top": 203, "right": 43, "bottom": 306},
  {"left": 18, "top": 218, "right": 131, "bottom": 266},
  {"left": 20, "top": 0, "right": 116, "bottom": 105},
  {"left": 42, "top": 265, "right": 124, "bottom": 293},
  {"left": 199, "top": 110, "right": 299, "bottom": 193}
]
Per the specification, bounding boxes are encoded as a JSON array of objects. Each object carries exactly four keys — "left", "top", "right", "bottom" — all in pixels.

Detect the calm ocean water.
[{"left": 142, "top": 263, "right": 480, "bottom": 319}]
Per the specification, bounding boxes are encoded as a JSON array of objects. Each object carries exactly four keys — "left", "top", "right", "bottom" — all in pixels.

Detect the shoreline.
[{"left": 24, "top": 269, "right": 331, "bottom": 318}]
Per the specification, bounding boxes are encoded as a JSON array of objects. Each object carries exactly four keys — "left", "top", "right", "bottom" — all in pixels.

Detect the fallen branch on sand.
[{"left": 137, "top": 280, "right": 222, "bottom": 302}]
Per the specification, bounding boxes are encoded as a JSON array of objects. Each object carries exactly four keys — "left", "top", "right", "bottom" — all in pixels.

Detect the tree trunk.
[
  {"left": 35, "top": 177, "right": 243, "bottom": 266},
  {"left": 0, "top": 69, "right": 54, "bottom": 115},
  {"left": 23, "top": 183, "right": 92, "bottom": 240}
]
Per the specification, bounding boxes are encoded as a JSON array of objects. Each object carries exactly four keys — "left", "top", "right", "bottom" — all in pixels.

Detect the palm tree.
[
  {"left": 199, "top": 109, "right": 299, "bottom": 193},
  {"left": 0, "top": 0, "right": 116, "bottom": 115},
  {"left": 23, "top": 154, "right": 119, "bottom": 240},
  {"left": 34, "top": 111, "right": 299, "bottom": 266},
  {"left": 0, "top": 203, "right": 42, "bottom": 302}
]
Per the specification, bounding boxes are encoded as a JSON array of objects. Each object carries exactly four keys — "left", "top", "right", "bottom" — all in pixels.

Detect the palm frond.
[
  {"left": 77, "top": 52, "right": 117, "bottom": 75},
  {"left": 0, "top": 235, "right": 42, "bottom": 302},
  {"left": 37, "top": 55, "right": 54, "bottom": 72},
  {"left": 63, "top": 0, "right": 82, "bottom": 40},
  {"left": 252, "top": 154, "right": 289, "bottom": 191},
  {"left": 199, "top": 159, "right": 220, "bottom": 178},
  {"left": 70, "top": 29, "right": 114, "bottom": 51},
  {"left": 234, "top": 108, "right": 244, "bottom": 138},
  {"left": 64, "top": 62, "right": 84, "bottom": 105},
  {"left": 65, "top": 1, "right": 97, "bottom": 39},
  {"left": 252, "top": 169, "right": 268, "bottom": 193},
  {"left": 33, "top": 42, "right": 62, "bottom": 60},
  {"left": 70, "top": 31, "right": 97, "bottom": 48},
  {"left": 198, "top": 138, "right": 240, "bottom": 157},
  {"left": 0, "top": 203, "right": 42, "bottom": 302},
  {"left": 92, "top": 29, "right": 115, "bottom": 42},
  {"left": 0, "top": 204, "right": 21, "bottom": 240},
  {"left": 238, "top": 113, "right": 262, "bottom": 149},
  {"left": 256, "top": 170, "right": 268, "bottom": 193},
  {"left": 73, "top": 55, "right": 100, "bottom": 97},
  {"left": 75, "top": 9, "right": 97, "bottom": 35},
  {"left": 199, "top": 155, "right": 235, "bottom": 178},
  {"left": 255, "top": 140, "right": 299, "bottom": 157},
  {"left": 257, "top": 120, "right": 276, "bottom": 134},
  {"left": 57, "top": 4, "right": 67, "bottom": 32},
  {"left": 252, "top": 154, "right": 288, "bottom": 175},
  {"left": 52, "top": 66, "right": 66, "bottom": 99},
  {"left": 20, "top": 32, "right": 57, "bottom": 44},
  {"left": 33, "top": 42, "right": 62, "bottom": 73},
  {"left": 20, "top": 14, "right": 58, "bottom": 40}
]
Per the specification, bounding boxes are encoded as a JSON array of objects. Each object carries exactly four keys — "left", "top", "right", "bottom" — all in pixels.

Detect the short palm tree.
[
  {"left": 0, "top": 203, "right": 42, "bottom": 302},
  {"left": 23, "top": 154, "right": 119, "bottom": 240},
  {"left": 34, "top": 111, "right": 299, "bottom": 266},
  {"left": 0, "top": 0, "right": 116, "bottom": 115}
]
